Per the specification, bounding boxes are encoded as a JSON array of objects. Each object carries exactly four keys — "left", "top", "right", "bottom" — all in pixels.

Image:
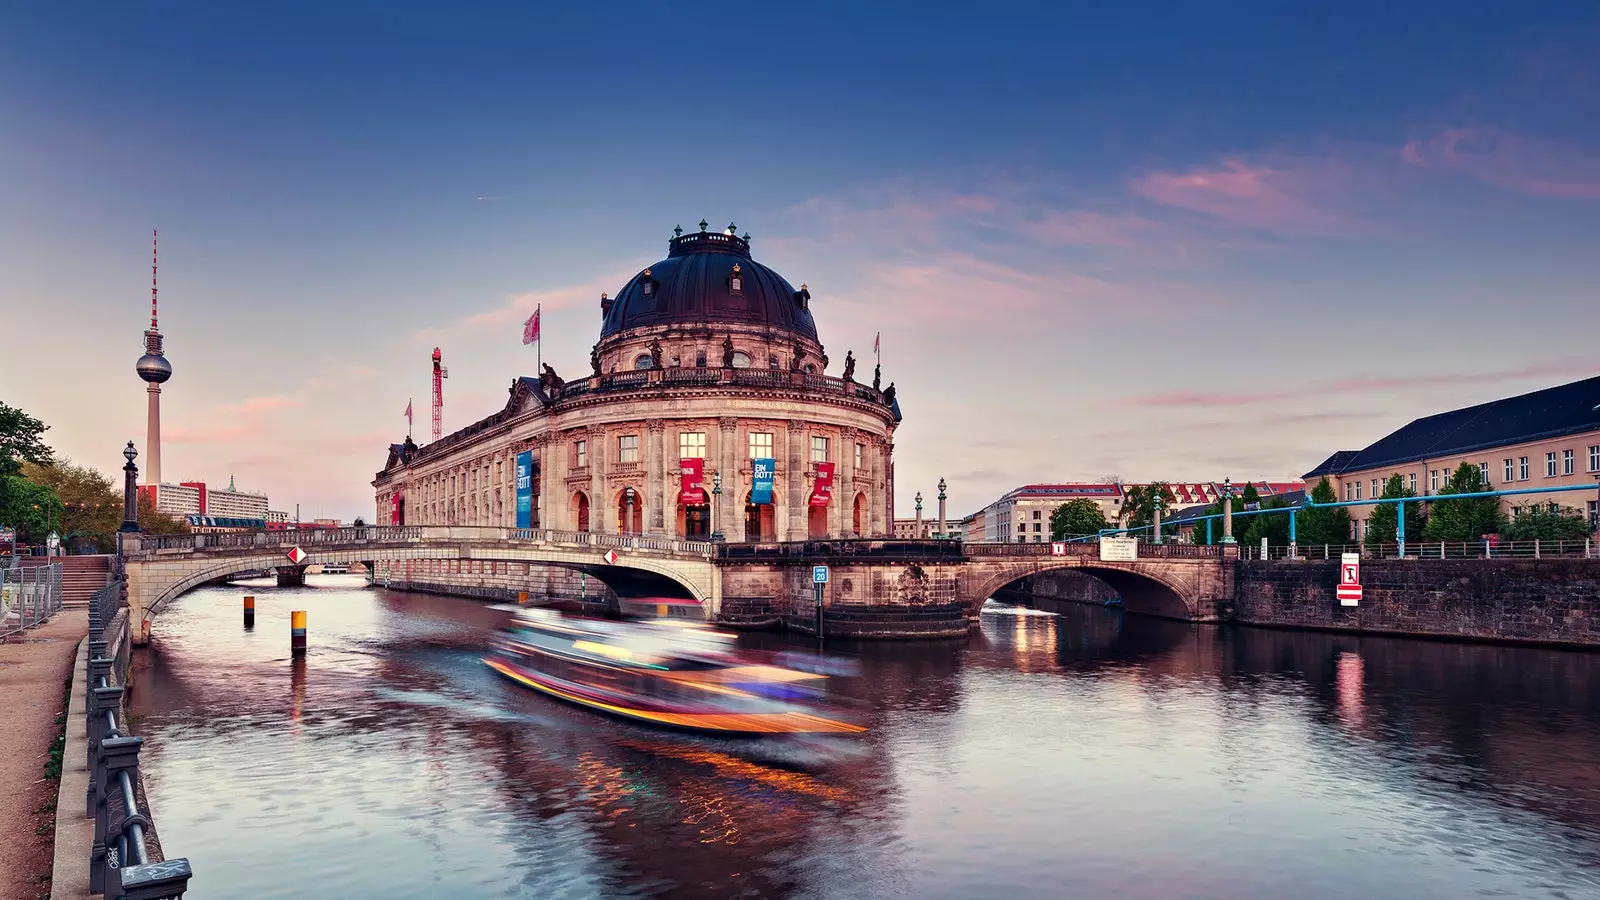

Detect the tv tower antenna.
[{"left": 431, "top": 347, "right": 447, "bottom": 442}]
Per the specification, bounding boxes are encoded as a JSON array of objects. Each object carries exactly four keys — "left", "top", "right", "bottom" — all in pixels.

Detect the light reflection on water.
[{"left": 129, "top": 578, "right": 1600, "bottom": 899}]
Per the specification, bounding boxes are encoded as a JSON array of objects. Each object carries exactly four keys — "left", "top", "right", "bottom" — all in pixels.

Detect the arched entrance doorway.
[
  {"left": 616, "top": 488, "right": 644, "bottom": 534},
  {"left": 852, "top": 492, "right": 866, "bottom": 536},
  {"left": 677, "top": 500, "right": 710, "bottom": 540},
  {"left": 571, "top": 491, "right": 590, "bottom": 532},
  {"left": 744, "top": 491, "right": 775, "bottom": 542},
  {"left": 807, "top": 504, "right": 828, "bottom": 539}
]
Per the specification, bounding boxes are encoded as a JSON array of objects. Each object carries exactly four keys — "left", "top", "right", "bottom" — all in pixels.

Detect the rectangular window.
[
  {"left": 1589, "top": 500, "right": 1597, "bottom": 525},
  {"left": 749, "top": 432, "right": 774, "bottom": 459},
  {"left": 811, "top": 436, "right": 829, "bottom": 463},
  {"left": 618, "top": 434, "right": 639, "bottom": 464},
  {"left": 1033, "top": 510, "right": 1042, "bottom": 520},
  {"left": 1546, "top": 452, "right": 1557, "bottom": 477},
  {"left": 1344, "top": 483, "right": 1351, "bottom": 501},
  {"left": 1033, "top": 534, "right": 1043, "bottom": 542},
  {"left": 1504, "top": 459, "right": 1515, "bottom": 483},
  {"left": 1519, "top": 456, "right": 1529, "bottom": 480},
  {"left": 1478, "top": 462, "right": 1489, "bottom": 486},
  {"left": 1429, "top": 470, "right": 1439, "bottom": 492},
  {"left": 1408, "top": 473, "right": 1416, "bottom": 494},
  {"left": 1592, "top": 446, "right": 1600, "bottom": 472},
  {"left": 1018, "top": 524, "right": 1026, "bottom": 534},
  {"left": 1354, "top": 482, "right": 1362, "bottom": 501},
  {"left": 1562, "top": 449, "right": 1574, "bottom": 475},
  {"left": 1033, "top": 522, "right": 1041, "bottom": 532},
  {"left": 855, "top": 442, "right": 864, "bottom": 470},
  {"left": 574, "top": 440, "right": 587, "bottom": 468},
  {"left": 679, "top": 431, "right": 706, "bottom": 459},
  {"left": 1371, "top": 478, "right": 1380, "bottom": 499}
]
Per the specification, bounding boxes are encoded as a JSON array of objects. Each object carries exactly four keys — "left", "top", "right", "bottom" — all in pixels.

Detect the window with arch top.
[
  {"left": 729, "top": 263, "right": 744, "bottom": 295},
  {"left": 634, "top": 354, "right": 654, "bottom": 370},
  {"left": 731, "top": 351, "right": 752, "bottom": 368}
]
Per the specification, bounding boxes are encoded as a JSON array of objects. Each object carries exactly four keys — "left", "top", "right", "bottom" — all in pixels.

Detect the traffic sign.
[
  {"left": 1337, "top": 552, "right": 1361, "bottom": 606},
  {"left": 285, "top": 546, "right": 307, "bottom": 565},
  {"left": 602, "top": 549, "right": 619, "bottom": 565},
  {"left": 812, "top": 565, "right": 829, "bottom": 584},
  {"left": 1051, "top": 542, "right": 1067, "bottom": 556}
]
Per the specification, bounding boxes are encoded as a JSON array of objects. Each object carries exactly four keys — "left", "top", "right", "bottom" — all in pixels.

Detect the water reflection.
[{"left": 127, "top": 580, "right": 1600, "bottom": 899}]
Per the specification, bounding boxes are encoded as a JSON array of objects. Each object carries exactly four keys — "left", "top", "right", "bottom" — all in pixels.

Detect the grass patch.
[{"left": 43, "top": 673, "right": 69, "bottom": 781}]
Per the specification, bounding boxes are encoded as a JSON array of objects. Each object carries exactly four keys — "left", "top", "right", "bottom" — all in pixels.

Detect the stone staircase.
[{"left": 60, "top": 554, "right": 111, "bottom": 608}]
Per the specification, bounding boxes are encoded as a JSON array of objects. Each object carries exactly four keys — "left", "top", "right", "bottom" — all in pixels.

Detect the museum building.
[{"left": 373, "top": 223, "right": 902, "bottom": 543}]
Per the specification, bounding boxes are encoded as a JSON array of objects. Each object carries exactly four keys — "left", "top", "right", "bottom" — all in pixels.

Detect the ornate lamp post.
[
  {"left": 1220, "top": 477, "right": 1237, "bottom": 544},
  {"left": 1151, "top": 489, "right": 1165, "bottom": 545},
  {"left": 624, "top": 486, "right": 637, "bottom": 535},
  {"left": 937, "top": 477, "right": 948, "bottom": 539},
  {"left": 119, "top": 442, "right": 139, "bottom": 533},
  {"left": 914, "top": 492, "right": 923, "bottom": 539},
  {"left": 710, "top": 471, "right": 723, "bottom": 542}
]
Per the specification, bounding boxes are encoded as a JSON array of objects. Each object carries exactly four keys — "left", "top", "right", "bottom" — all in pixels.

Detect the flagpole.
[{"left": 536, "top": 303, "right": 542, "bottom": 373}]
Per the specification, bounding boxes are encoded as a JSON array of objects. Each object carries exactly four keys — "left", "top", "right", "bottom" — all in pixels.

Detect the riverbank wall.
[{"left": 371, "top": 559, "right": 618, "bottom": 616}]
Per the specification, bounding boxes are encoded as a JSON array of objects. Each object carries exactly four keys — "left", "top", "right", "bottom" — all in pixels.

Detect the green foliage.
[
  {"left": 1363, "top": 474, "right": 1423, "bottom": 548},
  {"left": 21, "top": 459, "right": 123, "bottom": 552},
  {"left": 1121, "top": 482, "right": 1178, "bottom": 538},
  {"left": 0, "top": 474, "right": 61, "bottom": 543},
  {"left": 1050, "top": 498, "right": 1109, "bottom": 540},
  {"left": 137, "top": 490, "right": 191, "bottom": 535},
  {"left": 1504, "top": 504, "right": 1594, "bottom": 541},
  {"left": 0, "top": 402, "right": 53, "bottom": 479},
  {"left": 1239, "top": 496, "right": 1294, "bottom": 547},
  {"left": 1422, "top": 462, "right": 1505, "bottom": 541},
  {"left": 1298, "top": 477, "right": 1352, "bottom": 546}
]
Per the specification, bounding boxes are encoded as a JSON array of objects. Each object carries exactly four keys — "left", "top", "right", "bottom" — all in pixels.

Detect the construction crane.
[{"left": 431, "top": 347, "right": 447, "bottom": 442}]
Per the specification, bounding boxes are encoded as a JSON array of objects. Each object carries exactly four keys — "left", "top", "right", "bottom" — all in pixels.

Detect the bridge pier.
[{"left": 276, "top": 565, "right": 307, "bottom": 587}]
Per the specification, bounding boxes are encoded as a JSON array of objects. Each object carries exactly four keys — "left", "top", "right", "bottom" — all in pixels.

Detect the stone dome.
[{"left": 600, "top": 227, "right": 818, "bottom": 342}]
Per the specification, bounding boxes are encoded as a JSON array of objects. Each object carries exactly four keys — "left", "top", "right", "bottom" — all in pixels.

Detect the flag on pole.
[
  {"left": 404, "top": 398, "right": 413, "bottom": 436},
  {"left": 523, "top": 307, "right": 541, "bottom": 345},
  {"left": 873, "top": 332, "right": 880, "bottom": 354}
]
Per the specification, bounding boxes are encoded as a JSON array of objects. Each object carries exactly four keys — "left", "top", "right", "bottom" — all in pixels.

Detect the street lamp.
[
  {"left": 710, "top": 471, "right": 723, "bottom": 542},
  {"left": 937, "top": 477, "right": 947, "bottom": 539},
  {"left": 1151, "top": 489, "right": 1165, "bottom": 545},
  {"left": 119, "top": 441, "right": 139, "bottom": 533},
  {"left": 914, "top": 491, "right": 923, "bottom": 539},
  {"left": 1220, "top": 476, "right": 1237, "bottom": 544},
  {"left": 624, "top": 486, "right": 637, "bottom": 535}
]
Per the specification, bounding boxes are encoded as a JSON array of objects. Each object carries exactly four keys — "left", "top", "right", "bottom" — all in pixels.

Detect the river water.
[{"left": 127, "top": 576, "right": 1600, "bottom": 899}]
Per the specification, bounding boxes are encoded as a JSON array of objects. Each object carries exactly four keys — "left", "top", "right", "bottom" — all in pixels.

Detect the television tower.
[
  {"left": 135, "top": 230, "right": 173, "bottom": 485},
  {"left": 431, "top": 347, "right": 447, "bottom": 442}
]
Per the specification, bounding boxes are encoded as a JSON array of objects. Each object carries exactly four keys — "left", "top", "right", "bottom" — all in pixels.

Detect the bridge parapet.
[
  {"left": 961, "top": 541, "right": 1229, "bottom": 559},
  {"left": 128, "top": 526, "right": 715, "bottom": 559}
]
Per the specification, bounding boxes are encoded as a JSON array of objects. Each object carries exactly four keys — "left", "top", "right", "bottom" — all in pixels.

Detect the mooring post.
[
  {"left": 243, "top": 595, "right": 255, "bottom": 629},
  {"left": 291, "top": 610, "right": 307, "bottom": 656}
]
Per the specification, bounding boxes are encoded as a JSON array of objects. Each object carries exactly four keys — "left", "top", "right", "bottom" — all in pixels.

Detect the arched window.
[
  {"left": 804, "top": 364, "right": 817, "bottom": 374},
  {"left": 634, "top": 354, "right": 654, "bottom": 370},
  {"left": 641, "top": 268, "right": 655, "bottom": 296},
  {"left": 729, "top": 263, "right": 743, "bottom": 295},
  {"left": 731, "top": 351, "right": 751, "bottom": 368}
]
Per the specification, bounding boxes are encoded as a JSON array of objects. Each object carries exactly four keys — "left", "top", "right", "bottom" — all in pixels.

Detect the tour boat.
[{"left": 484, "top": 607, "right": 865, "bottom": 735}]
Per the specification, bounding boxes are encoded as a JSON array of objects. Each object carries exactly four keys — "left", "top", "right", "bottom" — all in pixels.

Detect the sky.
[{"left": 2, "top": 2, "right": 1598, "bottom": 521}]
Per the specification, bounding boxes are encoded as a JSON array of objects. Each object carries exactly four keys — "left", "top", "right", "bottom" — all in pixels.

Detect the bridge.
[{"left": 122, "top": 527, "right": 1234, "bottom": 642}]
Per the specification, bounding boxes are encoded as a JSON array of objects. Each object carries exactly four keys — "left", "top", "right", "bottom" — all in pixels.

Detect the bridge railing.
[
  {"left": 717, "top": 539, "right": 967, "bottom": 561},
  {"left": 83, "top": 579, "right": 192, "bottom": 897},
  {"left": 1241, "top": 539, "right": 1598, "bottom": 560},
  {"left": 130, "top": 526, "right": 715, "bottom": 558},
  {"left": 0, "top": 561, "right": 63, "bottom": 640},
  {"left": 961, "top": 541, "right": 1226, "bottom": 559}
]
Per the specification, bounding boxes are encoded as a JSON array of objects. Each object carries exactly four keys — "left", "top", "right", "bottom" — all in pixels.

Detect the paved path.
[{"left": 0, "top": 610, "right": 85, "bottom": 900}]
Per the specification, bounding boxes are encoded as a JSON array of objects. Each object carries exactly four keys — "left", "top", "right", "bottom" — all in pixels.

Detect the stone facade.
[
  {"left": 373, "top": 558, "right": 619, "bottom": 617},
  {"left": 1234, "top": 559, "right": 1600, "bottom": 647},
  {"left": 717, "top": 558, "right": 968, "bottom": 639}
]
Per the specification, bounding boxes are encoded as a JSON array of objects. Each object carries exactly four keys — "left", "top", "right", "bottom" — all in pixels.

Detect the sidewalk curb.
[{"left": 49, "top": 635, "right": 92, "bottom": 898}]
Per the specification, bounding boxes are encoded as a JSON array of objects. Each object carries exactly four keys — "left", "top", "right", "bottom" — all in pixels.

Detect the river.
[{"left": 127, "top": 576, "right": 1600, "bottom": 899}]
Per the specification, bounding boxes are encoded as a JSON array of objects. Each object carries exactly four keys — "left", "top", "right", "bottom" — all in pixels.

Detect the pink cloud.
[
  {"left": 1018, "top": 210, "right": 1170, "bottom": 248},
  {"left": 1402, "top": 126, "right": 1600, "bottom": 199},
  {"left": 1129, "top": 158, "right": 1352, "bottom": 232},
  {"left": 416, "top": 267, "right": 636, "bottom": 343},
  {"left": 1126, "top": 359, "right": 1599, "bottom": 408}
]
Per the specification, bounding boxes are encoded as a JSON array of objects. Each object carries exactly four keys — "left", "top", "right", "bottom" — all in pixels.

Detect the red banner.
[
  {"left": 679, "top": 457, "right": 706, "bottom": 505},
  {"left": 390, "top": 492, "right": 401, "bottom": 525},
  {"left": 809, "top": 461, "right": 835, "bottom": 507}
]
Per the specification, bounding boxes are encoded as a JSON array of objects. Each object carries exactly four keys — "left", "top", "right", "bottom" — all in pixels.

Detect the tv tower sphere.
[{"left": 137, "top": 349, "right": 172, "bottom": 383}]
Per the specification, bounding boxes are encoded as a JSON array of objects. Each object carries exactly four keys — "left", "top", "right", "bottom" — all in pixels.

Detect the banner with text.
[
  {"left": 390, "top": 492, "right": 401, "bottom": 526},
  {"left": 809, "top": 461, "right": 835, "bottom": 507},
  {"left": 751, "top": 458, "right": 775, "bottom": 505},
  {"left": 514, "top": 450, "right": 534, "bottom": 528},
  {"left": 679, "top": 457, "right": 706, "bottom": 505}
]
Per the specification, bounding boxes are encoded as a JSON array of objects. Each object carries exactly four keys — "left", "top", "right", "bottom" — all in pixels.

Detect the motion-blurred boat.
[{"left": 484, "top": 607, "right": 864, "bottom": 735}]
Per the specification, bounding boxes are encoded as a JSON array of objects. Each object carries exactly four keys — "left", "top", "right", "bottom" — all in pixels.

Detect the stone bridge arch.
[{"left": 959, "top": 556, "right": 1231, "bottom": 622}]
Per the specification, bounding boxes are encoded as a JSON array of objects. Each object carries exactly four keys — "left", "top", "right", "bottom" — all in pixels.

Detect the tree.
[
  {"left": 0, "top": 402, "right": 53, "bottom": 479},
  {"left": 0, "top": 475, "right": 60, "bottom": 543},
  {"left": 1363, "top": 473, "right": 1424, "bottom": 548},
  {"left": 1298, "top": 477, "right": 1352, "bottom": 546},
  {"left": 22, "top": 459, "right": 123, "bottom": 552},
  {"left": 1120, "top": 482, "right": 1170, "bottom": 535},
  {"left": 1050, "top": 499, "right": 1109, "bottom": 540},
  {"left": 1239, "top": 496, "right": 1293, "bottom": 547},
  {"left": 1422, "top": 462, "right": 1504, "bottom": 541},
  {"left": 137, "top": 491, "right": 191, "bottom": 535},
  {"left": 1504, "top": 504, "right": 1594, "bottom": 542}
]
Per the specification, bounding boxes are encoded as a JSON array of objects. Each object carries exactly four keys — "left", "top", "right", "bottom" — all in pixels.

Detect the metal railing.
[
  {"left": 131, "top": 525, "right": 715, "bottom": 559},
  {"left": 84, "top": 579, "right": 191, "bottom": 897},
  {"left": 1237, "top": 539, "right": 1598, "bottom": 561},
  {"left": 0, "top": 561, "right": 63, "bottom": 639},
  {"left": 961, "top": 541, "right": 1226, "bottom": 559}
]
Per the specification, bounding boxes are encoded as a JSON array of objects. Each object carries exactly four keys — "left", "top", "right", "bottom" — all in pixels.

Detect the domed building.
[{"left": 374, "top": 222, "right": 901, "bottom": 546}]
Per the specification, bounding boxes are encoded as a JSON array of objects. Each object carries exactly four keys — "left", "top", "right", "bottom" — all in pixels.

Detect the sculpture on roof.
[
  {"left": 540, "top": 363, "right": 564, "bottom": 394},
  {"left": 883, "top": 382, "right": 896, "bottom": 406},
  {"left": 841, "top": 351, "right": 856, "bottom": 383},
  {"left": 722, "top": 334, "right": 735, "bottom": 368},
  {"left": 590, "top": 346, "right": 602, "bottom": 378},
  {"left": 872, "top": 363, "right": 882, "bottom": 392},
  {"left": 649, "top": 339, "right": 663, "bottom": 369},
  {"left": 790, "top": 339, "right": 807, "bottom": 371}
]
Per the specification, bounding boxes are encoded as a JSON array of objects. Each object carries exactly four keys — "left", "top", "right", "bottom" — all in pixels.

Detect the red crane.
[{"left": 431, "top": 347, "right": 447, "bottom": 442}]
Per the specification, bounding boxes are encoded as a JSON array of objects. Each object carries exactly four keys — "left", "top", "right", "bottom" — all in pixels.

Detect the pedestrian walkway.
[{"left": 0, "top": 610, "right": 85, "bottom": 900}]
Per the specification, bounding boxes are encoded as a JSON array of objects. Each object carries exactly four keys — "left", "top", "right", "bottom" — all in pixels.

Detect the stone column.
[
  {"left": 588, "top": 426, "right": 608, "bottom": 533},
  {"left": 646, "top": 419, "right": 665, "bottom": 534},
  {"left": 837, "top": 429, "right": 854, "bottom": 537},
  {"left": 786, "top": 420, "right": 807, "bottom": 541},
  {"left": 534, "top": 436, "right": 550, "bottom": 529},
  {"left": 718, "top": 417, "right": 740, "bottom": 542}
]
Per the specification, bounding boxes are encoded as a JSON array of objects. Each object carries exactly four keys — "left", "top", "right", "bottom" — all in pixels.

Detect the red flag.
[
  {"left": 679, "top": 458, "right": 706, "bottom": 504},
  {"left": 403, "top": 399, "right": 412, "bottom": 419},
  {"left": 873, "top": 332, "right": 880, "bottom": 354},
  {"left": 523, "top": 308, "right": 540, "bottom": 345},
  {"left": 809, "top": 461, "right": 835, "bottom": 507}
]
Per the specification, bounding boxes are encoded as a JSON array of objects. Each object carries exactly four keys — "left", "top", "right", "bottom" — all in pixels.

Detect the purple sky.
[{"left": 2, "top": 3, "right": 1597, "bottom": 520}]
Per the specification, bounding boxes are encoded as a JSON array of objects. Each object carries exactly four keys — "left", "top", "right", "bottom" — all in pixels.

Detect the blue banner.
[
  {"left": 751, "top": 457, "right": 775, "bottom": 505},
  {"left": 515, "top": 450, "right": 534, "bottom": 528}
]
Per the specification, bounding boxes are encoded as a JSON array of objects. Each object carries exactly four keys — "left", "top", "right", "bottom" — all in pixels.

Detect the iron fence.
[
  {"left": 1236, "top": 539, "right": 1598, "bottom": 561},
  {"left": 84, "top": 579, "right": 191, "bottom": 897},
  {"left": 0, "top": 561, "right": 63, "bottom": 640}
]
